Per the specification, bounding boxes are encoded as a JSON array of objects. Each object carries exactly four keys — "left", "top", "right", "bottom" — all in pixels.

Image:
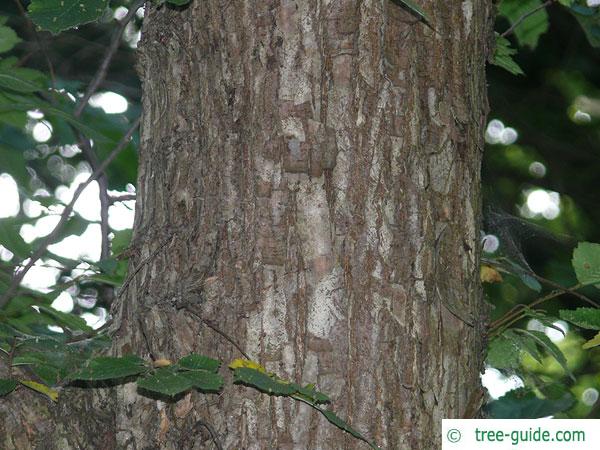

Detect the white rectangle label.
[{"left": 442, "top": 419, "right": 600, "bottom": 449}]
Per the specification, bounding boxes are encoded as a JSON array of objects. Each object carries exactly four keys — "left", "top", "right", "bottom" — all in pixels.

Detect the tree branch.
[
  {"left": 0, "top": 118, "right": 140, "bottom": 309},
  {"left": 501, "top": 0, "right": 555, "bottom": 38},
  {"left": 74, "top": 0, "right": 144, "bottom": 117}
]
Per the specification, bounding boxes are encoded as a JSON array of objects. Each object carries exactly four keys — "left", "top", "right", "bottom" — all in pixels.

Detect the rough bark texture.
[{"left": 1, "top": 1, "right": 492, "bottom": 449}]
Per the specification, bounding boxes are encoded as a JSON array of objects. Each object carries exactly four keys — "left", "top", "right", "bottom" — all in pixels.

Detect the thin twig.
[
  {"left": 0, "top": 118, "right": 140, "bottom": 309},
  {"left": 188, "top": 419, "right": 223, "bottom": 450},
  {"left": 109, "top": 194, "right": 136, "bottom": 204},
  {"left": 501, "top": 0, "right": 555, "bottom": 38},
  {"left": 74, "top": 0, "right": 144, "bottom": 117},
  {"left": 70, "top": 0, "right": 142, "bottom": 275},
  {"left": 483, "top": 257, "right": 600, "bottom": 309},
  {"left": 183, "top": 306, "right": 251, "bottom": 360}
]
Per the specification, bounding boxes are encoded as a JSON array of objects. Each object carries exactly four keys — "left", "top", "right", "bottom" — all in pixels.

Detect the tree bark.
[{"left": 1, "top": 1, "right": 493, "bottom": 449}]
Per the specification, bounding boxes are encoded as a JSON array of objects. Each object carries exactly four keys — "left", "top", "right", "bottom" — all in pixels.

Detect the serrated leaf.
[
  {"left": 178, "top": 354, "right": 220, "bottom": 372},
  {"left": 572, "top": 242, "right": 600, "bottom": 286},
  {"left": 514, "top": 329, "right": 573, "bottom": 380},
  {"left": 0, "top": 22, "right": 22, "bottom": 54},
  {"left": 28, "top": 0, "right": 109, "bottom": 35},
  {"left": 70, "top": 355, "right": 146, "bottom": 381},
  {"left": 0, "top": 378, "right": 18, "bottom": 396},
  {"left": 487, "top": 334, "right": 521, "bottom": 369},
  {"left": 320, "top": 409, "right": 380, "bottom": 450},
  {"left": 582, "top": 331, "right": 600, "bottom": 349},
  {"left": 559, "top": 307, "right": 600, "bottom": 330},
  {"left": 20, "top": 380, "right": 59, "bottom": 401},
  {"left": 504, "top": 329, "right": 543, "bottom": 364},
  {"left": 137, "top": 368, "right": 195, "bottom": 396},
  {"left": 0, "top": 68, "right": 47, "bottom": 93},
  {"left": 180, "top": 370, "right": 223, "bottom": 392},
  {"left": 37, "top": 306, "right": 92, "bottom": 332},
  {"left": 486, "top": 387, "right": 574, "bottom": 419},
  {"left": 499, "top": 0, "right": 550, "bottom": 49},
  {"left": 491, "top": 34, "right": 525, "bottom": 75},
  {"left": 232, "top": 367, "right": 297, "bottom": 395},
  {"left": 521, "top": 308, "right": 564, "bottom": 336}
]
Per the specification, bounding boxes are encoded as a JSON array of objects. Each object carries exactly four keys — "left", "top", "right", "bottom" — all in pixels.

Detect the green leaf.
[
  {"left": 232, "top": 367, "right": 297, "bottom": 396},
  {"left": 519, "top": 273, "right": 542, "bottom": 292},
  {"left": 0, "top": 21, "right": 22, "bottom": 54},
  {"left": 514, "top": 329, "right": 573, "bottom": 380},
  {"left": 559, "top": 307, "right": 600, "bottom": 330},
  {"left": 0, "top": 217, "right": 32, "bottom": 261},
  {"left": 179, "top": 370, "right": 223, "bottom": 392},
  {"left": 295, "top": 383, "right": 330, "bottom": 405},
  {"left": 27, "top": 0, "right": 109, "bottom": 35},
  {"left": 137, "top": 368, "right": 195, "bottom": 397},
  {"left": 503, "top": 329, "right": 543, "bottom": 364},
  {"left": 37, "top": 306, "right": 92, "bottom": 333},
  {"left": 166, "top": 0, "right": 192, "bottom": 5},
  {"left": 582, "top": 331, "right": 600, "bottom": 349},
  {"left": 572, "top": 242, "right": 600, "bottom": 286},
  {"left": 320, "top": 409, "right": 380, "bottom": 450},
  {"left": 70, "top": 355, "right": 146, "bottom": 381},
  {"left": 521, "top": 308, "right": 564, "bottom": 336},
  {"left": 499, "top": 0, "right": 550, "bottom": 49},
  {"left": 569, "top": 5, "right": 600, "bottom": 48},
  {"left": 0, "top": 378, "right": 17, "bottom": 396},
  {"left": 0, "top": 67, "right": 47, "bottom": 93},
  {"left": 486, "top": 387, "right": 574, "bottom": 419},
  {"left": 491, "top": 34, "right": 525, "bottom": 76},
  {"left": 487, "top": 334, "right": 521, "bottom": 369},
  {"left": 178, "top": 354, "right": 220, "bottom": 372}
]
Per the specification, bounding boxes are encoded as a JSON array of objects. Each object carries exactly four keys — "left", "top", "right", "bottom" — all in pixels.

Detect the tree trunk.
[{"left": 1, "top": 1, "right": 493, "bottom": 449}]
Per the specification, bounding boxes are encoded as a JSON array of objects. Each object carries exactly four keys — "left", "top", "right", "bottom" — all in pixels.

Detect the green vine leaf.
[
  {"left": 137, "top": 368, "right": 196, "bottom": 397},
  {"left": 178, "top": 354, "right": 220, "bottom": 372},
  {"left": 319, "top": 409, "right": 380, "bottom": 450},
  {"left": 69, "top": 355, "right": 147, "bottom": 381},
  {"left": 0, "top": 378, "right": 18, "bottom": 396},
  {"left": 27, "top": 0, "right": 109, "bottom": 35},
  {"left": 232, "top": 367, "right": 297, "bottom": 396}
]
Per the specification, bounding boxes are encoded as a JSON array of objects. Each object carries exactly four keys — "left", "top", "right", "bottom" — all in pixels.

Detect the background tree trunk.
[{"left": 1, "top": 1, "right": 493, "bottom": 449}]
